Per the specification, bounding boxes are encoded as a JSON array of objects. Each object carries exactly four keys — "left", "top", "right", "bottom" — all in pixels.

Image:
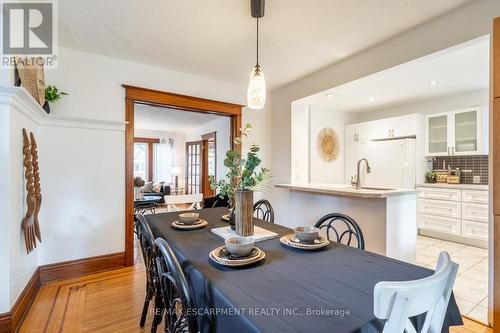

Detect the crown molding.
[{"left": 0, "top": 86, "right": 126, "bottom": 132}]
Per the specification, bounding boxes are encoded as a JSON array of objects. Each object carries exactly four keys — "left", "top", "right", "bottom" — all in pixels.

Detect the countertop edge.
[
  {"left": 416, "top": 183, "right": 489, "bottom": 190},
  {"left": 275, "top": 184, "right": 418, "bottom": 199}
]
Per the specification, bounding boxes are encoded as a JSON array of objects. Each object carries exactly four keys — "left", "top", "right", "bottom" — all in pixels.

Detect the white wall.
[
  {"left": 269, "top": 0, "right": 500, "bottom": 228},
  {"left": 309, "top": 106, "right": 359, "bottom": 184},
  {"left": 290, "top": 103, "right": 360, "bottom": 184},
  {"left": 186, "top": 117, "right": 231, "bottom": 182},
  {"left": 134, "top": 128, "right": 186, "bottom": 187},
  {"left": 291, "top": 104, "right": 310, "bottom": 183},
  {"left": 0, "top": 45, "right": 272, "bottom": 311}
]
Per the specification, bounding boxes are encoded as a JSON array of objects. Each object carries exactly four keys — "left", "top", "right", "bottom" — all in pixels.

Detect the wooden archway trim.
[{"left": 123, "top": 84, "right": 243, "bottom": 266}]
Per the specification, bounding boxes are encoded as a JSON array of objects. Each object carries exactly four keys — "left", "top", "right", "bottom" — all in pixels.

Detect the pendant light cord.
[{"left": 256, "top": 17, "right": 259, "bottom": 66}]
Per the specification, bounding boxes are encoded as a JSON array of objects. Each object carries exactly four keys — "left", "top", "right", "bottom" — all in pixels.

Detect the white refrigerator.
[{"left": 358, "top": 138, "right": 416, "bottom": 189}]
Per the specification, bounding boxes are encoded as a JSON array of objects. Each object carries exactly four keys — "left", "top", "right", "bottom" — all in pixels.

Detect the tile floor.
[{"left": 416, "top": 235, "right": 489, "bottom": 324}]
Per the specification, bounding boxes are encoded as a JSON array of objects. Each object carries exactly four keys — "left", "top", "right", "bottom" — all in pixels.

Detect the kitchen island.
[{"left": 275, "top": 183, "right": 418, "bottom": 263}]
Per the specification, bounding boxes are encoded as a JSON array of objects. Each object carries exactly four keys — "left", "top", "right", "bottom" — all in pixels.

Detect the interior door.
[
  {"left": 201, "top": 132, "right": 216, "bottom": 198},
  {"left": 185, "top": 141, "right": 202, "bottom": 195}
]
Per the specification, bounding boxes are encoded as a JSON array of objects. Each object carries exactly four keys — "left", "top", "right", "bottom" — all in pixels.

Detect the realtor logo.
[{"left": 1, "top": 0, "right": 58, "bottom": 67}]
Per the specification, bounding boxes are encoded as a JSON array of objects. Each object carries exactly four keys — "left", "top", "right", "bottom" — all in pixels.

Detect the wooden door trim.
[
  {"left": 123, "top": 84, "right": 243, "bottom": 266},
  {"left": 201, "top": 131, "right": 216, "bottom": 198},
  {"left": 492, "top": 17, "right": 499, "bottom": 329}
]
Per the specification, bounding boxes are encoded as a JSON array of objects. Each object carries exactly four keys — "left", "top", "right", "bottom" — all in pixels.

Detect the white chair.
[
  {"left": 374, "top": 251, "right": 458, "bottom": 333},
  {"left": 164, "top": 193, "right": 203, "bottom": 212}
]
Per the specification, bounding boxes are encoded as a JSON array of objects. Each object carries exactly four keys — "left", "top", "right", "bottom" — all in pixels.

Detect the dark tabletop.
[{"left": 145, "top": 207, "right": 462, "bottom": 333}]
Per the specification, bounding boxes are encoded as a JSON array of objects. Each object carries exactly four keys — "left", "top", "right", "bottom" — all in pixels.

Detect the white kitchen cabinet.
[
  {"left": 462, "top": 220, "right": 488, "bottom": 241},
  {"left": 344, "top": 114, "right": 421, "bottom": 184},
  {"left": 418, "top": 198, "right": 461, "bottom": 219},
  {"left": 418, "top": 214, "right": 461, "bottom": 236},
  {"left": 425, "top": 107, "right": 483, "bottom": 156},
  {"left": 417, "top": 187, "right": 461, "bottom": 201},
  {"left": 462, "top": 189, "right": 489, "bottom": 204},
  {"left": 417, "top": 185, "right": 489, "bottom": 247},
  {"left": 344, "top": 124, "right": 361, "bottom": 184},
  {"left": 364, "top": 114, "right": 418, "bottom": 140}
]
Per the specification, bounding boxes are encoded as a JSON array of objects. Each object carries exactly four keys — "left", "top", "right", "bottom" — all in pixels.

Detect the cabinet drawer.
[
  {"left": 462, "top": 220, "right": 488, "bottom": 241},
  {"left": 418, "top": 199, "right": 461, "bottom": 218},
  {"left": 417, "top": 187, "right": 461, "bottom": 202},
  {"left": 462, "top": 202, "right": 488, "bottom": 223},
  {"left": 462, "top": 190, "right": 488, "bottom": 204},
  {"left": 418, "top": 213, "right": 461, "bottom": 235}
]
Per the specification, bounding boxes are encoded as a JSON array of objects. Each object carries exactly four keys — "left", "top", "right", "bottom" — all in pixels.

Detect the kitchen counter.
[
  {"left": 275, "top": 183, "right": 418, "bottom": 199},
  {"left": 274, "top": 182, "right": 417, "bottom": 263},
  {"left": 417, "top": 183, "right": 488, "bottom": 191}
]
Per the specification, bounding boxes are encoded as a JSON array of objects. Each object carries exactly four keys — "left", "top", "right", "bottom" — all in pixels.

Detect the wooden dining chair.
[
  {"left": 314, "top": 213, "right": 365, "bottom": 249},
  {"left": 164, "top": 193, "right": 203, "bottom": 212},
  {"left": 154, "top": 238, "right": 198, "bottom": 333},
  {"left": 374, "top": 251, "right": 458, "bottom": 333},
  {"left": 136, "top": 214, "right": 163, "bottom": 333},
  {"left": 253, "top": 199, "right": 274, "bottom": 223}
]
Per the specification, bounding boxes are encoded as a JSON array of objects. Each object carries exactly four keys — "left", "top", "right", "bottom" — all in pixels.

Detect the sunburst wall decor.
[{"left": 317, "top": 127, "right": 339, "bottom": 162}]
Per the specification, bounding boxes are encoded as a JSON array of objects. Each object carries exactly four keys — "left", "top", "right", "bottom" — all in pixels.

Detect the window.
[{"left": 133, "top": 142, "right": 148, "bottom": 180}]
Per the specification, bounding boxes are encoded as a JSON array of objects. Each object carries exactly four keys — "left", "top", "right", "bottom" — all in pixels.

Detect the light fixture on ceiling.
[
  {"left": 428, "top": 80, "right": 439, "bottom": 86},
  {"left": 247, "top": 0, "right": 266, "bottom": 110},
  {"left": 369, "top": 96, "right": 375, "bottom": 102},
  {"left": 325, "top": 93, "right": 334, "bottom": 98}
]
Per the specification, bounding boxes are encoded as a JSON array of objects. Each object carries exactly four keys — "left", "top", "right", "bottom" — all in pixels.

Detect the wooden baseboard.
[
  {"left": 39, "top": 252, "right": 126, "bottom": 284},
  {"left": 0, "top": 314, "right": 12, "bottom": 333},
  {"left": 0, "top": 268, "right": 40, "bottom": 333},
  {"left": 0, "top": 252, "right": 126, "bottom": 333}
]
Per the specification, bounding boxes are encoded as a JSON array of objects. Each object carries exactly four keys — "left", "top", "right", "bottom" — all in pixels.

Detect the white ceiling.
[
  {"left": 134, "top": 103, "right": 222, "bottom": 132},
  {"left": 59, "top": 0, "right": 469, "bottom": 89},
  {"left": 295, "top": 36, "right": 489, "bottom": 112}
]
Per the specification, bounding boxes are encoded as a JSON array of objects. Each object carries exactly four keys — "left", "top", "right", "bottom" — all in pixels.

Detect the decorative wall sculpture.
[
  {"left": 21, "top": 129, "right": 42, "bottom": 254},
  {"left": 316, "top": 127, "right": 340, "bottom": 162}
]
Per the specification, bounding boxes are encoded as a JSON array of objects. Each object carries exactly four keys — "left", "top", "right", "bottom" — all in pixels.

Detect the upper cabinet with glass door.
[{"left": 425, "top": 107, "right": 484, "bottom": 156}]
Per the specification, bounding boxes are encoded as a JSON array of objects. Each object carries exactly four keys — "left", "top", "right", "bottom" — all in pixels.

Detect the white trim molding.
[{"left": 0, "top": 85, "right": 126, "bottom": 132}]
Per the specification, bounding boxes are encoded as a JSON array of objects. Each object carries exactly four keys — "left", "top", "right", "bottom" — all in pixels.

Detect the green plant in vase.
[{"left": 210, "top": 123, "right": 272, "bottom": 236}]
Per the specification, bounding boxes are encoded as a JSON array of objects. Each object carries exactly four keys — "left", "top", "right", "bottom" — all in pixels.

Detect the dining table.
[{"left": 145, "top": 207, "right": 462, "bottom": 333}]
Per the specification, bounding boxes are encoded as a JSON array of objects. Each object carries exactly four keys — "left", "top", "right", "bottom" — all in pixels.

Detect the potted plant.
[
  {"left": 210, "top": 124, "right": 272, "bottom": 236},
  {"left": 134, "top": 177, "right": 145, "bottom": 199},
  {"left": 425, "top": 171, "right": 437, "bottom": 183},
  {"left": 43, "top": 85, "right": 69, "bottom": 114}
]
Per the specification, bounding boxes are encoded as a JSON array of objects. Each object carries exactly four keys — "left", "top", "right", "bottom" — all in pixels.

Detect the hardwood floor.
[{"left": 18, "top": 244, "right": 492, "bottom": 333}]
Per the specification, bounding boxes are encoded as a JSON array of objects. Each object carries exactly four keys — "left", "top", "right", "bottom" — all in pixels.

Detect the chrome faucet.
[{"left": 351, "top": 158, "right": 371, "bottom": 189}]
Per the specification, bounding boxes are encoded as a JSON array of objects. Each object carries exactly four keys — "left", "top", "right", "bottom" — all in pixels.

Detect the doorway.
[{"left": 123, "top": 85, "right": 243, "bottom": 266}]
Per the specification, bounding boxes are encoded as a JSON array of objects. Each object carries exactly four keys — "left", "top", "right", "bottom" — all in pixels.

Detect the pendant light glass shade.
[{"left": 247, "top": 64, "right": 266, "bottom": 110}]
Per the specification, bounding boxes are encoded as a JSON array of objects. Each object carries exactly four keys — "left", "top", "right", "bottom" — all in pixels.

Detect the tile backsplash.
[{"left": 432, "top": 155, "right": 488, "bottom": 185}]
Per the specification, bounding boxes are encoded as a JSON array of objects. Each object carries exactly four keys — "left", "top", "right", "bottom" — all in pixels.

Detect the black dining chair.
[
  {"left": 136, "top": 214, "right": 163, "bottom": 332},
  {"left": 314, "top": 213, "right": 365, "bottom": 250},
  {"left": 253, "top": 199, "right": 274, "bottom": 223},
  {"left": 154, "top": 238, "right": 198, "bottom": 333}
]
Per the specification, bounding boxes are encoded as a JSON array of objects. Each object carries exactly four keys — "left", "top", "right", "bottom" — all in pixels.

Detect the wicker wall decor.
[
  {"left": 15, "top": 57, "right": 46, "bottom": 106},
  {"left": 316, "top": 127, "right": 340, "bottom": 162}
]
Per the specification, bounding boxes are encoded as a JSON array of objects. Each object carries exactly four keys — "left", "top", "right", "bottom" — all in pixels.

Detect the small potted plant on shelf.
[
  {"left": 425, "top": 171, "right": 437, "bottom": 183},
  {"left": 43, "top": 84, "right": 69, "bottom": 114},
  {"left": 210, "top": 123, "right": 272, "bottom": 236},
  {"left": 134, "top": 177, "right": 145, "bottom": 199}
]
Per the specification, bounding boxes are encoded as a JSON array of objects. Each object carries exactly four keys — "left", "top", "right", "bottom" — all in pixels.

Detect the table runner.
[{"left": 145, "top": 207, "right": 462, "bottom": 333}]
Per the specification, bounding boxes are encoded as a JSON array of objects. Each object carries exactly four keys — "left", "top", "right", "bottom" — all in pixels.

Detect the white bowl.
[
  {"left": 294, "top": 226, "right": 320, "bottom": 242},
  {"left": 179, "top": 212, "right": 200, "bottom": 225},
  {"left": 225, "top": 236, "right": 255, "bottom": 257}
]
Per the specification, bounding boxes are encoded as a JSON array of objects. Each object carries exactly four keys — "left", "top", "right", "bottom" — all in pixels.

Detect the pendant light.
[{"left": 247, "top": 0, "right": 266, "bottom": 110}]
